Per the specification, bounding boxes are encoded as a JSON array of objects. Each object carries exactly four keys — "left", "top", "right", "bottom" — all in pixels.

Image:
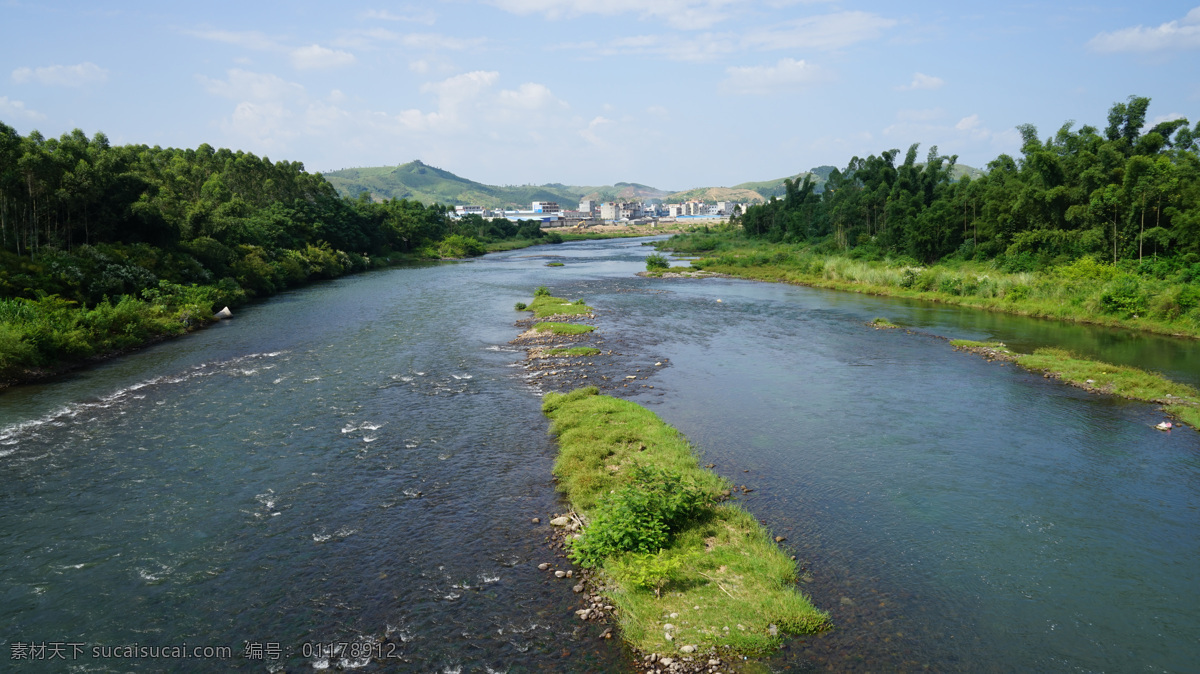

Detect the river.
[{"left": 1, "top": 237, "right": 1196, "bottom": 672}]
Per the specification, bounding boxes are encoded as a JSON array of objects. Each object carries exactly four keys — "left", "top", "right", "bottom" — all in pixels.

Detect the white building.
[{"left": 531, "top": 201, "right": 561, "bottom": 214}]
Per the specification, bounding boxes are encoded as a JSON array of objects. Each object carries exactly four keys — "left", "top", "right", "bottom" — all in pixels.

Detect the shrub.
[
  {"left": 569, "top": 464, "right": 713, "bottom": 568},
  {"left": 514, "top": 302, "right": 527, "bottom": 311},
  {"left": 534, "top": 285, "right": 551, "bottom": 297},
  {"left": 544, "top": 231, "right": 564, "bottom": 244},
  {"left": 645, "top": 253, "right": 670, "bottom": 271},
  {"left": 1099, "top": 274, "right": 1146, "bottom": 316}
]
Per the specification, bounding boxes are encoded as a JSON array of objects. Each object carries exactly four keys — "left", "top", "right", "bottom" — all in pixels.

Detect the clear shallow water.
[{"left": 1, "top": 238, "right": 1197, "bottom": 672}]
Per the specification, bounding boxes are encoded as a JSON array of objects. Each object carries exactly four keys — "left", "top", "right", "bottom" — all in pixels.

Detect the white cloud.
[
  {"left": 410, "top": 59, "right": 431, "bottom": 74},
  {"left": 12, "top": 62, "right": 108, "bottom": 87},
  {"left": 745, "top": 11, "right": 897, "bottom": 51},
  {"left": 956, "top": 114, "right": 981, "bottom": 131},
  {"left": 0, "top": 96, "right": 45, "bottom": 120},
  {"left": 291, "top": 44, "right": 357, "bottom": 69},
  {"left": 360, "top": 8, "right": 437, "bottom": 24},
  {"left": 580, "top": 115, "right": 615, "bottom": 146},
  {"left": 601, "top": 10, "right": 895, "bottom": 62},
  {"left": 1152, "top": 112, "right": 1187, "bottom": 125},
  {"left": 721, "top": 58, "right": 825, "bottom": 94},
  {"left": 186, "top": 29, "right": 281, "bottom": 51},
  {"left": 499, "top": 83, "right": 566, "bottom": 110},
  {"left": 198, "top": 69, "right": 306, "bottom": 102},
  {"left": 486, "top": 0, "right": 742, "bottom": 30},
  {"left": 1088, "top": 7, "right": 1200, "bottom": 52},
  {"left": 188, "top": 29, "right": 359, "bottom": 70},
  {"left": 898, "top": 72, "right": 944, "bottom": 91}
]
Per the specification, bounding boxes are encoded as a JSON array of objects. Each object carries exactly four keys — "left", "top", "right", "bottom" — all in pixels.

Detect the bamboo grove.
[
  {"left": 0, "top": 121, "right": 547, "bottom": 379},
  {"left": 737, "top": 97, "right": 1200, "bottom": 274}
]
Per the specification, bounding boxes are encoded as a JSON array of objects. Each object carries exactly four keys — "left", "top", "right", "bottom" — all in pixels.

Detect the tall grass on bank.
[
  {"left": 0, "top": 282, "right": 218, "bottom": 380},
  {"left": 665, "top": 235, "right": 1200, "bottom": 339},
  {"left": 951, "top": 340, "right": 1200, "bottom": 429},
  {"left": 543, "top": 388, "right": 830, "bottom": 657}
]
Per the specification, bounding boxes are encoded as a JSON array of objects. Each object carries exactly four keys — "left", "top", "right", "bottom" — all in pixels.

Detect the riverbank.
[
  {"left": 542, "top": 388, "right": 831, "bottom": 668},
  {"left": 950, "top": 339, "right": 1200, "bottom": 430},
  {"left": 0, "top": 254, "right": 434, "bottom": 391},
  {"left": 659, "top": 237, "right": 1200, "bottom": 340}
]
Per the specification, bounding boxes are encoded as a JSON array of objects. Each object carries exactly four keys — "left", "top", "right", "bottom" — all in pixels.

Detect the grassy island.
[
  {"left": 950, "top": 339, "right": 1200, "bottom": 429},
  {"left": 543, "top": 388, "right": 831, "bottom": 658}
]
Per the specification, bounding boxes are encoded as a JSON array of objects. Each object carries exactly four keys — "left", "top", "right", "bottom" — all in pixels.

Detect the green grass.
[
  {"left": 527, "top": 293, "right": 593, "bottom": 318},
  {"left": 532, "top": 322, "right": 595, "bottom": 335},
  {"left": 951, "top": 340, "right": 1200, "bottom": 429},
  {"left": 544, "top": 346, "right": 601, "bottom": 356},
  {"left": 871, "top": 317, "right": 897, "bottom": 329},
  {"left": 547, "top": 262, "right": 565, "bottom": 267},
  {"left": 677, "top": 238, "right": 1200, "bottom": 340},
  {"left": 542, "top": 388, "right": 831, "bottom": 657}
]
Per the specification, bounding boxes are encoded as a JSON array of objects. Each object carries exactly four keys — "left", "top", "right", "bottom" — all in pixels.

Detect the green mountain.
[
  {"left": 322, "top": 160, "right": 984, "bottom": 208},
  {"left": 322, "top": 161, "right": 674, "bottom": 209}
]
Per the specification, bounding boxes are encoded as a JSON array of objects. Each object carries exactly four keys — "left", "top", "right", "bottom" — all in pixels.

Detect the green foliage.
[
  {"left": 570, "top": 463, "right": 714, "bottom": 568},
  {"left": 544, "top": 231, "right": 564, "bottom": 244},
  {"left": 437, "top": 234, "right": 486, "bottom": 258},
  {"left": 534, "top": 285, "right": 550, "bottom": 296},
  {"left": 514, "top": 302, "right": 527, "bottom": 311},
  {"left": 610, "top": 551, "right": 687, "bottom": 597},
  {"left": 1099, "top": 274, "right": 1146, "bottom": 316},
  {"left": 645, "top": 253, "right": 670, "bottom": 270}
]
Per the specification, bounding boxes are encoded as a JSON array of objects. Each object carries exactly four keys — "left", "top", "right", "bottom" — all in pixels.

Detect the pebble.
[
  {"left": 573, "top": 583, "right": 585, "bottom": 593},
  {"left": 709, "top": 659, "right": 721, "bottom": 666},
  {"left": 549, "top": 516, "right": 571, "bottom": 526},
  {"left": 565, "top": 570, "right": 574, "bottom": 578},
  {"left": 680, "top": 645, "right": 696, "bottom": 654},
  {"left": 664, "top": 633, "right": 673, "bottom": 641},
  {"left": 538, "top": 563, "right": 551, "bottom": 570},
  {"left": 555, "top": 570, "right": 566, "bottom": 578},
  {"left": 663, "top": 623, "right": 675, "bottom": 631},
  {"left": 775, "top": 536, "right": 786, "bottom": 542},
  {"left": 660, "top": 657, "right": 675, "bottom": 666}
]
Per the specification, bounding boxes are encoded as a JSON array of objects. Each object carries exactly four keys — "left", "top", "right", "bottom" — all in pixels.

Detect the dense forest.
[
  {"left": 0, "top": 121, "right": 548, "bottom": 380},
  {"left": 736, "top": 96, "right": 1200, "bottom": 273}
]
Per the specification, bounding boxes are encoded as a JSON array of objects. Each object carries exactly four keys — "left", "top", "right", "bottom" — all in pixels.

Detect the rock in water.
[
  {"left": 549, "top": 516, "right": 571, "bottom": 527},
  {"left": 215, "top": 306, "right": 233, "bottom": 319}
]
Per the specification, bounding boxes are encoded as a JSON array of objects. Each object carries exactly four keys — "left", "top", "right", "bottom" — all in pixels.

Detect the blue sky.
[{"left": 2, "top": 1, "right": 1198, "bottom": 190}]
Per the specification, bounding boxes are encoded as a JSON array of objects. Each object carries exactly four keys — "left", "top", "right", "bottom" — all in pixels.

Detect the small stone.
[
  {"left": 655, "top": 362, "right": 662, "bottom": 366},
  {"left": 660, "top": 657, "right": 675, "bottom": 666},
  {"left": 680, "top": 645, "right": 697, "bottom": 654},
  {"left": 549, "top": 516, "right": 570, "bottom": 526},
  {"left": 663, "top": 623, "right": 675, "bottom": 631},
  {"left": 538, "top": 563, "right": 551, "bottom": 570},
  {"left": 791, "top": 555, "right": 797, "bottom": 560},
  {"left": 600, "top": 628, "right": 612, "bottom": 639},
  {"left": 565, "top": 570, "right": 573, "bottom": 578},
  {"left": 670, "top": 613, "right": 679, "bottom": 618},
  {"left": 555, "top": 570, "right": 566, "bottom": 578},
  {"left": 531, "top": 517, "right": 540, "bottom": 524},
  {"left": 573, "top": 583, "right": 585, "bottom": 593},
  {"left": 775, "top": 536, "right": 786, "bottom": 542},
  {"left": 840, "top": 596, "right": 855, "bottom": 606},
  {"left": 709, "top": 659, "right": 721, "bottom": 666},
  {"left": 768, "top": 624, "right": 778, "bottom": 637},
  {"left": 664, "top": 633, "right": 673, "bottom": 641}
]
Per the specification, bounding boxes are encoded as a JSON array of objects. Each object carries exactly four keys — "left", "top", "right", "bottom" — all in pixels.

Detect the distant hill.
[
  {"left": 322, "top": 161, "right": 581, "bottom": 209},
  {"left": 322, "top": 160, "right": 984, "bottom": 208}
]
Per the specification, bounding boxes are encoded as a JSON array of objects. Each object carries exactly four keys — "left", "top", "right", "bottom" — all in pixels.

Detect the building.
[
  {"left": 454, "top": 205, "right": 484, "bottom": 216},
  {"left": 578, "top": 199, "right": 597, "bottom": 215},
  {"left": 531, "top": 201, "right": 561, "bottom": 214}
]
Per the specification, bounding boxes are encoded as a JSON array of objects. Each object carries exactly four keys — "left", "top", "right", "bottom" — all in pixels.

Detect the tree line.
[
  {"left": 737, "top": 96, "right": 1200, "bottom": 275},
  {"left": 0, "top": 121, "right": 550, "bottom": 378}
]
